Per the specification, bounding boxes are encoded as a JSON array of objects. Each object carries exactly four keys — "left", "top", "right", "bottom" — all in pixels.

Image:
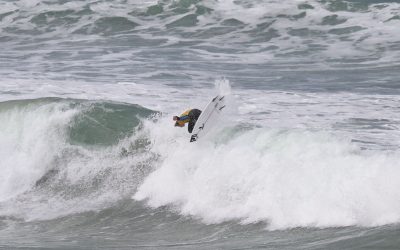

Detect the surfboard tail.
[{"left": 190, "top": 134, "right": 198, "bottom": 142}]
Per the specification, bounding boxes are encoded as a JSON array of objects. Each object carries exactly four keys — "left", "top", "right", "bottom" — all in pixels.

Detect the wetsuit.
[{"left": 175, "top": 109, "right": 202, "bottom": 133}]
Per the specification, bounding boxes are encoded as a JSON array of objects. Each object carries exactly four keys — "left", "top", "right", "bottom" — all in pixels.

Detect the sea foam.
[{"left": 135, "top": 124, "right": 400, "bottom": 230}]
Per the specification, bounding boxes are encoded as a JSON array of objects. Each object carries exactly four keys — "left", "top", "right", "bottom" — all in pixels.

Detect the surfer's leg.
[
  {"left": 188, "top": 121, "right": 194, "bottom": 133},
  {"left": 188, "top": 109, "right": 201, "bottom": 133},
  {"left": 189, "top": 109, "right": 202, "bottom": 120}
]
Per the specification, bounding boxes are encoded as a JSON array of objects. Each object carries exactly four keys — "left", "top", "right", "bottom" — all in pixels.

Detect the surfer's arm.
[
  {"left": 178, "top": 115, "right": 189, "bottom": 121},
  {"left": 175, "top": 117, "right": 189, "bottom": 127},
  {"left": 173, "top": 113, "right": 190, "bottom": 127},
  {"left": 174, "top": 110, "right": 191, "bottom": 125}
]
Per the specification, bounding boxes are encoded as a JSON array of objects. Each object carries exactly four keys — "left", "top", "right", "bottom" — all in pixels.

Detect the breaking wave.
[{"left": 0, "top": 95, "right": 399, "bottom": 230}]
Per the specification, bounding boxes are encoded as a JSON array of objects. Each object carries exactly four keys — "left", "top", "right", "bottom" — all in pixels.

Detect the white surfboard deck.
[{"left": 190, "top": 95, "right": 226, "bottom": 142}]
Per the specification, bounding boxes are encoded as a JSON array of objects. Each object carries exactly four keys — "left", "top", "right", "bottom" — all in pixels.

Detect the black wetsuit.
[{"left": 188, "top": 109, "right": 202, "bottom": 133}]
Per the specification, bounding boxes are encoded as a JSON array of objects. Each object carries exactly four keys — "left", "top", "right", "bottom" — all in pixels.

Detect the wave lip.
[
  {"left": 0, "top": 97, "right": 157, "bottom": 220},
  {"left": 0, "top": 98, "right": 77, "bottom": 202}
]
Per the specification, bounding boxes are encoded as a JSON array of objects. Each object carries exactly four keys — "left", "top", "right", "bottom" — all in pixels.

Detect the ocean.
[{"left": 1, "top": 0, "right": 400, "bottom": 249}]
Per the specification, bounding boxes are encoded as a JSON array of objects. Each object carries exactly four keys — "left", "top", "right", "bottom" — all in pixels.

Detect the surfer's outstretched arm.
[
  {"left": 173, "top": 110, "right": 191, "bottom": 128},
  {"left": 173, "top": 109, "right": 202, "bottom": 133}
]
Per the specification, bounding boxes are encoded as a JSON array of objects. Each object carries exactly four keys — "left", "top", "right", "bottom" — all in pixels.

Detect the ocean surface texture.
[{"left": 1, "top": 0, "right": 400, "bottom": 249}]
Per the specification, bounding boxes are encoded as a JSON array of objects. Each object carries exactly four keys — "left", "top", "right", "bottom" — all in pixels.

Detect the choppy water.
[{"left": 1, "top": 0, "right": 400, "bottom": 249}]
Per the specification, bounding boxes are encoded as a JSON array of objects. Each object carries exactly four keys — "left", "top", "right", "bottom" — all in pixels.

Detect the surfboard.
[{"left": 190, "top": 95, "right": 226, "bottom": 142}]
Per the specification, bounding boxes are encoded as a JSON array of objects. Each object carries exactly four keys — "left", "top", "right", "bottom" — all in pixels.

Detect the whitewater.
[{"left": 1, "top": 0, "right": 400, "bottom": 249}]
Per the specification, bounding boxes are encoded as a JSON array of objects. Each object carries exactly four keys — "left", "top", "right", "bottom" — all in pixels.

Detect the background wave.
[{"left": 1, "top": 0, "right": 400, "bottom": 87}]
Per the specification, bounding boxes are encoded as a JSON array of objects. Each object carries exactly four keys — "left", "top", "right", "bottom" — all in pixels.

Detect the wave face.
[
  {"left": 2, "top": 97, "right": 399, "bottom": 230},
  {"left": 0, "top": 98, "right": 156, "bottom": 220},
  {"left": 0, "top": 96, "right": 399, "bottom": 248}
]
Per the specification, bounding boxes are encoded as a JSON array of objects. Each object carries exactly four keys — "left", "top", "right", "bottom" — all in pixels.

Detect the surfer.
[{"left": 173, "top": 109, "right": 202, "bottom": 133}]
